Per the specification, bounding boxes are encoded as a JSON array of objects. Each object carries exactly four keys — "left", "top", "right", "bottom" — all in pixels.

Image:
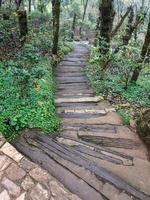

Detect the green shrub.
[
  {"left": 0, "top": 56, "right": 60, "bottom": 140},
  {"left": 118, "top": 109, "right": 132, "bottom": 125},
  {"left": 86, "top": 43, "right": 150, "bottom": 123}
]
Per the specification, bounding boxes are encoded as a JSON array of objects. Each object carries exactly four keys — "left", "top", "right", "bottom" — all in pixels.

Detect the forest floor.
[{"left": 1, "top": 42, "right": 150, "bottom": 200}]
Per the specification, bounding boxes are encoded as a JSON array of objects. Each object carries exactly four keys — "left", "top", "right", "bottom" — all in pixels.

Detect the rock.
[
  {"left": 16, "top": 192, "right": 26, "bottom": 200},
  {"left": 0, "top": 155, "right": 11, "bottom": 172},
  {"left": 1, "top": 177, "right": 21, "bottom": 197},
  {"left": 0, "top": 190, "right": 10, "bottom": 200},
  {"left": 49, "top": 180, "right": 67, "bottom": 198},
  {"left": 30, "top": 183, "right": 50, "bottom": 200},
  {"left": 1, "top": 143, "right": 23, "bottom": 162},
  {"left": 6, "top": 163, "right": 26, "bottom": 181},
  {"left": 29, "top": 167, "right": 51, "bottom": 183},
  {"left": 19, "top": 158, "right": 37, "bottom": 172},
  {"left": 21, "top": 176, "right": 35, "bottom": 191}
]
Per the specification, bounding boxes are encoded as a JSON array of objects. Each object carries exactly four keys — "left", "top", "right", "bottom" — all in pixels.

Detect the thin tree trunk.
[
  {"left": 29, "top": 0, "right": 31, "bottom": 12},
  {"left": 134, "top": 5, "right": 138, "bottom": 41},
  {"left": 32, "top": 0, "right": 36, "bottom": 11},
  {"left": 122, "top": 7, "right": 134, "bottom": 45},
  {"left": 15, "top": 0, "right": 22, "bottom": 10},
  {"left": 72, "top": 13, "right": 77, "bottom": 39},
  {"left": 0, "top": 0, "right": 2, "bottom": 7},
  {"left": 142, "top": 0, "right": 145, "bottom": 9},
  {"left": 111, "top": 6, "right": 131, "bottom": 38},
  {"left": 99, "top": 0, "right": 115, "bottom": 54},
  {"left": 17, "top": 10, "right": 28, "bottom": 45},
  {"left": 117, "top": 0, "right": 120, "bottom": 21},
  {"left": 82, "top": 0, "right": 88, "bottom": 22},
  {"left": 131, "top": 17, "right": 150, "bottom": 82},
  {"left": 115, "top": 8, "right": 146, "bottom": 53},
  {"left": 52, "top": 0, "right": 61, "bottom": 55},
  {"left": 94, "top": 12, "right": 101, "bottom": 46},
  {"left": 9, "top": 0, "right": 12, "bottom": 10},
  {"left": 79, "top": 0, "right": 89, "bottom": 37},
  {"left": 123, "top": 9, "right": 146, "bottom": 45}
]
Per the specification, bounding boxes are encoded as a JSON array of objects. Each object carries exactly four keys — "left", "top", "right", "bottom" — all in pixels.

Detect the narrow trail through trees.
[{"left": 12, "top": 42, "right": 150, "bottom": 200}]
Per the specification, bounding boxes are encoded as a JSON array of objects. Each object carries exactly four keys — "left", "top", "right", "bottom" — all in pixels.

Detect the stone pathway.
[
  {"left": 1, "top": 42, "right": 150, "bottom": 200},
  {"left": 0, "top": 135, "right": 80, "bottom": 200}
]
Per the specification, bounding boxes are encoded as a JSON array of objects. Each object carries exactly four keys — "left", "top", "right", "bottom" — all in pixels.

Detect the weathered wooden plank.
[
  {"left": 59, "top": 112, "right": 107, "bottom": 119},
  {"left": 35, "top": 135, "right": 150, "bottom": 200},
  {"left": 55, "top": 78, "right": 87, "bottom": 84},
  {"left": 55, "top": 76, "right": 87, "bottom": 81},
  {"left": 55, "top": 95, "right": 94, "bottom": 99},
  {"left": 58, "top": 135, "right": 134, "bottom": 161},
  {"left": 58, "top": 138, "right": 133, "bottom": 166},
  {"left": 57, "top": 86, "right": 90, "bottom": 91},
  {"left": 62, "top": 112, "right": 122, "bottom": 125},
  {"left": 61, "top": 123, "right": 118, "bottom": 131},
  {"left": 58, "top": 62, "right": 86, "bottom": 66},
  {"left": 55, "top": 96, "right": 103, "bottom": 104},
  {"left": 56, "top": 91, "right": 93, "bottom": 96},
  {"left": 78, "top": 135, "right": 140, "bottom": 149},
  {"left": 12, "top": 135, "right": 104, "bottom": 200},
  {"left": 56, "top": 102, "right": 98, "bottom": 108},
  {"left": 60, "top": 57, "right": 86, "bottom": 61},
  {"left": 55, "top": 68, "right": 84, "bottom": 73},
  {"left": 56, "top": 91, "right": 94, "bottom": 96},
  {"left": 62, "top": 109, "right": 107, "bottom": 114},
  {"left": 57, "top": 83, "right": 88, "bottom": 88}
]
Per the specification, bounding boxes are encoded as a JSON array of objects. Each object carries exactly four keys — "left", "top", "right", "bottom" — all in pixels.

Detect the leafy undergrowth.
[
  {"left": 86, "top": 44, "right": 150, "bottom": 125},
  {"left": 0, "top": 13, "right": 73, "bottom": 140}
]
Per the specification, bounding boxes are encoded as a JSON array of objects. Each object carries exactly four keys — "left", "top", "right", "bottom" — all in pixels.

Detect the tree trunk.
[
  {"left": 79, "top": 0, "right": 89, "bottom": 37},
  {"left": 123, "top": 8, "right": 146, "bottom": 46},
  {"left": 99, "top": 0, "right": 115, "bottom": 54},
  {"left": 131, "top": 17, "right": 150, "bottom": 82},
  {"left": 82, "top": 0, "right": 88, "bottom": 22},
  {"left": 52, "top": 0, "right": 61, "bottom": 55},
  {"left": 0, "top": 0, "right": 2, "bottom": 7},
  {"left": 32, "top": 0, "right": 36, "bottom": 11},
  {"left": 111, "top": 6, "right": 131, "bottom": 38},
  {"left": 122, "top": 7, "right": 134, "bottom": 45},
  {"left": 15, "top": 0, "right": 22, "bottom": 10},
  {"left": 141, "top": 19, "right": 150, "bottom": 60},
  {"left": 142, "top": 0, "right": 145, "bottom": 9},
  {"left": 17, "top": 10, "right": 28, "bottom": 45},
  {"left": 29, "top": 0, "right": 31, "bottom": 12},
  {"left": 72, "top": 13, "right": 77, "bottom": 39},
  {"left": 94, "top": 12, "right": 101, "bottom": 46},
  {"left": 115, "top": 8, "right": 146, "bottom": 53}
]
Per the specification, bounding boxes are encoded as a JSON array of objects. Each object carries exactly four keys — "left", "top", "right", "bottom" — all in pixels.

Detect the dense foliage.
[
  {"left": 0, "top": 11, "right": 72, "bottom": 140},
  {"left": 87, "top": 40, "right": 150, "bottom": 124}
]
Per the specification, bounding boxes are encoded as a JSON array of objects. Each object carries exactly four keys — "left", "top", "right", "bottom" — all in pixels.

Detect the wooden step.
[
  {"left": 12, "top": 131, "right": 150, "bottom": 200},
  {"left": 56, "top": 102, "right": 98, "bottom": 108},
  {"left": 55, "top": 96, "right": 103, "bottom": 104},
  {"left": 62, "top": 112, "right": 122, "bottom": 125}
]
